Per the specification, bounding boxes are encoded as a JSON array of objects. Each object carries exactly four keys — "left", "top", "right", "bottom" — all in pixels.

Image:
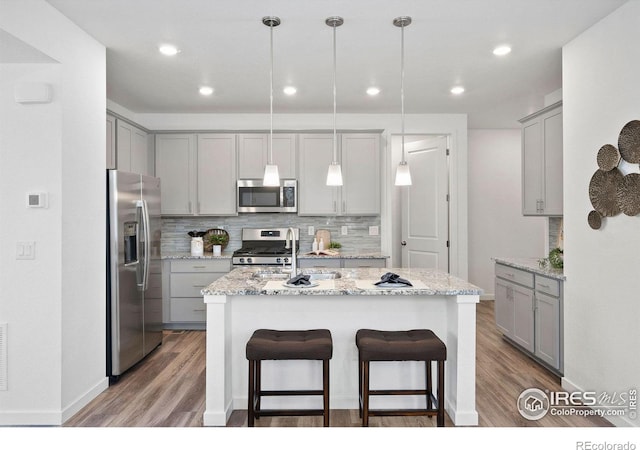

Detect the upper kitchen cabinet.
[
  {"left": 115, "top": 118, "right": 154, "bottom": 176},
  {"left": 106, "top": 114, "right": 116, "bottom": 169},
  {"left": 520, "top": 101, "right": 563, "bottom": 216},
  {"left": 155, "top": 133, "right": 237, "bottom": 216},
  {"left": 237, "top": 133, "right": 297, "bottom": 179},
  {"left": 298, "top": 132, "right": 380, "bottom": 216},
  {"left": 197, "top": 134, "right": 237, "bottom": 215}
]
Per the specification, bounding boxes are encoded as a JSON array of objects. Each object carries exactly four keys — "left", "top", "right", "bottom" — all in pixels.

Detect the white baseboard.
[
  {"left": 562, "top": 377, "right": 637, "bottom": 427},
  {"left": 62, "top": 377, "right": 109, "bottom": 423}
]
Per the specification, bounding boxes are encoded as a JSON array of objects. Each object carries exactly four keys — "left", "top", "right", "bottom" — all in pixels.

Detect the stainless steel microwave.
[{"left": 237, "top": 179, "right": 297, "bottom": 213}]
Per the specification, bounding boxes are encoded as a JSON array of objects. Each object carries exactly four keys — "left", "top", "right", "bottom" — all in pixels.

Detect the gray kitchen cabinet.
[
  {"left": 298, "top": 257, "right": 387, "bottom": 269},
  {"left": 106, "top": 114, "right": 116, "bottom": 169},
  {"left": 494, "top": 262, "right": 563, "bottom": 373},
  {"left": 155, "top": 133, "right": 237, "bottom": 216},
  {"left": 298, "top": 133, "right": 380, "bottom": 216},
  {"left": 116, "top": 118, "right": 153, "bottom": 176},
  {"left": 237, "top": 133, "right": 297, "bottom": 179},
  {"left": 520, "top": 101, "right": 563, "bottom": 216},
  {"left": 155, "top": 134, "right": 196, "bottom": 215},
  {"left": 534, "top": 276, "right": 562, "bottom": 370},
  {"left": 197, "top": 134, "right": 237, "bottom": 215},
  {"left": 163, "top": 259, "right": 231, "bottom": 329}
]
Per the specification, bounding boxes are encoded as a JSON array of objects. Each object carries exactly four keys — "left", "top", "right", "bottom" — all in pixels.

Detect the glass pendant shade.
[
  {"left": 326, "top": 162, "right": 343, "bottom": 186},
  {"left": 394, "top": 161, "right": 412, "bottom": 186},
  {"left": 263, "top": 164, "right": 280, "bottom": 186}
]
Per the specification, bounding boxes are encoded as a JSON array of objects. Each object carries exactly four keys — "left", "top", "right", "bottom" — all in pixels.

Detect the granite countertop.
[
  {"left": 162, "top": 251, "right": 389, "bottom": 260},
  {"left": 201, "top": 266, "right": 483, "bottom": 296},
  {"left": 162, "top": 251, "right": 233, "bottom": 260},
  {"left": 492, "top": 257, "right": 565, "bottom": 280}
]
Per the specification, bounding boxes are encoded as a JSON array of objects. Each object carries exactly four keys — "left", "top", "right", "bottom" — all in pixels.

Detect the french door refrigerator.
[{"left": 107, "top": 170, "right": 163, "bottom": 383}]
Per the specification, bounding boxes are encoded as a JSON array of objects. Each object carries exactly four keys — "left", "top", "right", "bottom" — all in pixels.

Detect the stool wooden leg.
[
  {"left": 362, "top": 360, "right": 370, "bottom": 427},
  {"left": 248, "top": 359, "right": 255, "bottom": 427},
  {"left": 426, "top": 360, "right": 433, "bottom": 410},
  {"left": 323, "top": 359, "right": 330, "bottom": 427},
  {"left": 437, "top": 360, "right": 445, "bottom": 427},
  {"left": 255, "top": 360, "right": 262, "bottom": 419},
  {"left": 358, "top": 357, "right": 363, "bottom": 418}
]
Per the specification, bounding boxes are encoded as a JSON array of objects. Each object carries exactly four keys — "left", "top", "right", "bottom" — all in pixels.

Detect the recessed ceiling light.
[
  {"left": 199, "top": 86, "right": 214, "bottom": 96},
  {"left": 451, "top": 86, "right": 465, "bottom": 95},
  {"left": 283, "top": 86, "right": 297, "bottom": 95},
  {"left": 493, "top": 45, "right": 512, "bottom": 56},
  {"left": 366, "top": 87, "right": 380, "bottom": 96},
  {"left": 159, "top": 44, "right": 180, "bottom": 56}
]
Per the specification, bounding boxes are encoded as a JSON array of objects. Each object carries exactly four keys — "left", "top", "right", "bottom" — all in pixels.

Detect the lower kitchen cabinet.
[
  {"left": 163, "top": 259, "right": 231, "bottom": 329},
  {"left": 299, "top": 257, "right": 387, "bottom": 269},
  {"left": 494, "top": 263, "right": 563, "bottom": 374}
]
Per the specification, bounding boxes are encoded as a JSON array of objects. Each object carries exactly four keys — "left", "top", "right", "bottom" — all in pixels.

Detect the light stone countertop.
[
  {"left": 162, "top": 251, "right": 233, "bottom": 260},
  {"left": 201, "top": 266, "right": 483, "bottom": 296},
  {"left": 492, "top": 256, "right": 566, "bottom": 280},
  {"left": 298, "top": 252, "right": 389, "bottom": 259}
]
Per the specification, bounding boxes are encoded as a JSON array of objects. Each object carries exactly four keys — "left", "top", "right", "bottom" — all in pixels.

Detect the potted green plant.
[
  {"left": 328, "top": 241, "right": 342, "bottom": 250},
  {"left": 208, "top": 233, "right": 228, "bottom": 256}
]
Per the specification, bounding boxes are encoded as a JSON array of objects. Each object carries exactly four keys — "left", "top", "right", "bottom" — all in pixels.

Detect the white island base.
[{"left": 203, "top": 291, "right": 479, "bottom": 426}]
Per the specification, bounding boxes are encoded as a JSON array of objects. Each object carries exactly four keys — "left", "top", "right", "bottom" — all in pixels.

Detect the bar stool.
[
  {"left": 246, "top": 329, "right": 333, "bottom": 427},
  {"left": 356, "top": 329, "right": 447, "bottom": 427}
]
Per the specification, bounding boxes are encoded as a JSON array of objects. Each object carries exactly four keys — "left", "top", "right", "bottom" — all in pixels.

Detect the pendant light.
[
  {"left": 326, "top": 16, "right": 344, "bottom": 186},
  {"left": 262, "top": 16, "right": 281, "bottom": 186},
  {"left": 394, "top": 16, "right": 412, "bottom": 186}
]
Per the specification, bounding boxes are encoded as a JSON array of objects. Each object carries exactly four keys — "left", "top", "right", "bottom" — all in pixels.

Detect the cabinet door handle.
[
  {"left": 192, "top": 265, "right": 207, "bottom": 269},
  {"left": 198, "top": 202, "right": 201, "bottom": 214},
  {"left": 333, "top": 201, "right": 337, "bottom": 213},
  {"left": 343, "top": 200, "right": 346, "bottom": 213},
  {"left": 193, "top": 308, "right": 206, "bottom": 312},
  {"left": 192, "top": 284, "right": 207, "bottom": 288},
  {"left": 188, "top": 201, "right": 192, "bottom": 213},
  {"left": 538, "top": 283, "right": 550, "bottom": 289}
]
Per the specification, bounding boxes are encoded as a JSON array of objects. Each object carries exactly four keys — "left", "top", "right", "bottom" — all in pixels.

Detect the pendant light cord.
[
  {"left": 400, "top": 21, "right": 406, "bottom": 164},
  {"left": 332, "top": 23, "right": 337, "bottom": 165},
  {"left": 269, "top": 21, "right": 274, "bottom": 165}
]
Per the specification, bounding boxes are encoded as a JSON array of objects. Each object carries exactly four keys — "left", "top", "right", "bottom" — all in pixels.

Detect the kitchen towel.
[
  {"left": 288, "top": 274, "right": 311, "bottom": 286},
  {"left": 375, "top": 272, "right": 413, "bottom": 286}
]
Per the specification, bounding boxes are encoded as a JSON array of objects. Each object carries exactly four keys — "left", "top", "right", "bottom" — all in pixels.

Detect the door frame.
[{"left": 383, "top": 131, "right": 469, "bottom": 280}]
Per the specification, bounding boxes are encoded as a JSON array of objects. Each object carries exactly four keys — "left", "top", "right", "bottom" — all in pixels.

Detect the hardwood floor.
[{"left": 65, "top": 301, "right": 612, "bottom": 427}]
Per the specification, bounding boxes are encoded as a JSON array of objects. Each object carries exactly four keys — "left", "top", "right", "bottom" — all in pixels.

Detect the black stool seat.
[
  {"left": 356, "top": 328, "right": 447, "bottom": 427},
  {"left": 246, "top": 329, "right": 333, "bottom": 427},
  {"left": 246, "top": 329, "right": 333, "bottom": 360},
  {"left": 356, "top": 329, "right": 446, "bottom": 361}
]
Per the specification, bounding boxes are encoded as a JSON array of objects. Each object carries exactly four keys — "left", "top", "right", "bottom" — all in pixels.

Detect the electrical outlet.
[
  {"left": 341, "top": 226, "right": 348, "bottom": 235},
  {"left": 369, "top": 226, "right": 379, "bottom": 236},
  {"left": 308, "top": 226, "right": 315, "bottom": 236}
]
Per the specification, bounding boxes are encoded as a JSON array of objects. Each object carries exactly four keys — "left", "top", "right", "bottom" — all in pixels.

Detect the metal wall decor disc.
[
  {"left": 618, "top": 120, "right": 640, "bottom": 163},
  {"left": 325, "top": 16, "right": 344, "bottom": 27},
  {"left": 597, "top": 144, "right": 620, "bottom": 171},
  {"left": 587, "top": 210, "right": 602, "bottom": 230},
  {"left": 588, "top": 168, "right": 623, "bottom": 217},
  {"left": 262, "top": 16, "right": 281, "bottom": 27},
  {"left": 616, "top": 172, "right": 640, "bottom": 216},
  {"left": 393, "top": 16, "right": 412, "bottom": 27}
]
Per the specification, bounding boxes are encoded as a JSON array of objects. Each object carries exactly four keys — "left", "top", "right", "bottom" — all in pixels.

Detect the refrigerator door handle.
[{"left": 137, "top": 199, "right": 151, "bottom": 290}]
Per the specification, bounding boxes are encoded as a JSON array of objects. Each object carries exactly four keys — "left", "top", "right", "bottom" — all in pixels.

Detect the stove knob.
[
  {"left": 276, "top": 257, "right": 282, "bottom": 264},
  {"left": 283, "top": 257, "right": 289, "bottom": 263},
  {"left": 239, "top": 258, "right": 245, "bottom": 263},
  {"left": 247, "top": 257, "right": 253, "bottom": 263}
]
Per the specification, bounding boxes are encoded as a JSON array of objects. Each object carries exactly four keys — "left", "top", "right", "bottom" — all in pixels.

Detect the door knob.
[{"left": 401, "top": 240, "right": 407, "bottom": 246}]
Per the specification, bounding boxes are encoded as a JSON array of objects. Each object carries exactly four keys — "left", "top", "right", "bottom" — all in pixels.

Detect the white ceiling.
[{"left": 39, "top": 0, "right": 628, "bottom": 128}]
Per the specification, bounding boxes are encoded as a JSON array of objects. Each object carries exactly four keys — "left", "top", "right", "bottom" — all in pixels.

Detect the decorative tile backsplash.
[
  {"left": 549, "top": 216, "right": 563, "bottom": 250},
  {"left": 162, "top": 214, "right": 381, "bottom": 254}
]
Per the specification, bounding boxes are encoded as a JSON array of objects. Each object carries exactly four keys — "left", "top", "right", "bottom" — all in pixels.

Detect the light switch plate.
[
  {"left": 16, "top": 241, "right": 35, "bottom": 260},
  {"left": 341, "top": 226, "right": 348, "bottom": 235},
  {"left": 369, "top": 226, "right": 379, "bottom": 236},
  {"left": 308, "top": 226, "right": 315, "bottom": 236}
]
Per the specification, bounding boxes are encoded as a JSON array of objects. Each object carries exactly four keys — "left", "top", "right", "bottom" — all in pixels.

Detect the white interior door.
[{"left": 401, "top": 136, "right": 449, "bottom": 271}]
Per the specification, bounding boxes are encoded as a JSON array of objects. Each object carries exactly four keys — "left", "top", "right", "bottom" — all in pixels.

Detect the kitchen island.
[{"left": 201, "top": 267, "right": 482, "bottom": 427}]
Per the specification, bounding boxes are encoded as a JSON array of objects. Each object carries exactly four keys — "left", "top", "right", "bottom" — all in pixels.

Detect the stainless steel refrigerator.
[{"left": 107, "top": 170, "right": 163, "bottom": 383}]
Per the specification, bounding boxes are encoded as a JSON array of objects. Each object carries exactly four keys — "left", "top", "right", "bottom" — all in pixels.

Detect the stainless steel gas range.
[{"left": 232, "top": 228, "right": 299, "bottom": 267}]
